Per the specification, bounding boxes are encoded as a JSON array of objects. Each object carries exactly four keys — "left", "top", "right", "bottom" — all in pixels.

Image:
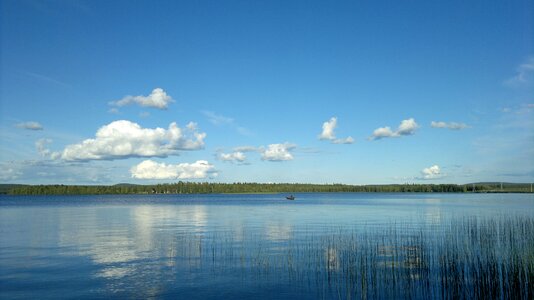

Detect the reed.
[{"left": 170, "top": 216, "right": 533, "bottom": 299}]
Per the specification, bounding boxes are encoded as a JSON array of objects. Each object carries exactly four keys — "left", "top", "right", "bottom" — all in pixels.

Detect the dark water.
[{"left": 0, "top": 193, "right": 533, "bottom": 299}]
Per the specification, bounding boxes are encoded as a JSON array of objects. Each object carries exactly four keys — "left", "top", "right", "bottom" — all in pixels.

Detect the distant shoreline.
[{"left": 1, "top": 182, "right": 532, "bottom": 195}]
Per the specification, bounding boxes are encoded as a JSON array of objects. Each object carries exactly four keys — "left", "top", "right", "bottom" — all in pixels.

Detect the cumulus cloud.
[
  {"left": 213, "top": 144, "right": 297, "bottom": 163},
  {"left": 370, "top": 127, "right": 395, "bottom": 139},
  {"left": 130, "top": 160, "right": 216, "bottom": 179},
  {"left": 505, "top": 56, "right": 534, "bottom": 87},
  {"left": 109, "top": 88, "right": 174, "bottom": 110},
  {"left": 369, "top": 118, "right": 419, "bottom": 140},
  {"left": 217, "top": 151, "right": 247, "bottom": 163},
  {"left": 420, "top": 165, "right": 445, "bottom": 180},
  {"left": 318, "top": 117, "right": 354, "bottom": 144},
  {"left": 319, "top": 117, "right": 337, "bottom": 140},
  {"left": 396, "top": 118, "right": 419, "bottom": 135},
  {"left": 431, "top": 121, "right": 469, "bottom": 130},
  {"left": 60, "top": 120, "right": 206, "bottom": 161},
  {"left": 16, "top": 121, "right": 43, "bottom": 130},
  {"left": 261, "top": 143, "right": 296, "bottom": 161},
  {"left": 332, "top": 136, "right": 355, "bottom": 144}
]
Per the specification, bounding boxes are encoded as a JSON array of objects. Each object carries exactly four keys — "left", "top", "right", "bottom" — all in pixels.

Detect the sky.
[{"left": 0, "top": 0, "right": 533, "bottom": 185}]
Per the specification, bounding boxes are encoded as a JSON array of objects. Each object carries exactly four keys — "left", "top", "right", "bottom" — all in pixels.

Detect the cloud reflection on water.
[
  {"left": 423, "top": 198, "right": 443, "bottom": 225},
  {"left": 55, "top": 204, "right": 209, "bottom": 285},
  {"left": 2, "top": 194, "right": 532, "bottom": 299}
]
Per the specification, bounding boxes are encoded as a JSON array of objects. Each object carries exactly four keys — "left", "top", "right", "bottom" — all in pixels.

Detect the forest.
[{"left": 2, "top": 182, "right": 532, "bottom": 195}]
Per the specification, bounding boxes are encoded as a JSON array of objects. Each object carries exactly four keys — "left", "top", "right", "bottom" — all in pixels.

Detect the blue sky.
[{"left": 1, "top": 0, "right": 533, "bottom": 185}]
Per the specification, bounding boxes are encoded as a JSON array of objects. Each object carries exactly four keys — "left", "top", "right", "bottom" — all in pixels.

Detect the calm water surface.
[{"left": 0, "top": 193, "right": 532, "bottom": 299}]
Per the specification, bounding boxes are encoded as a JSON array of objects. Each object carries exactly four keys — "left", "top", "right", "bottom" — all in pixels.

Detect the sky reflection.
[{"left": 1, "top": 193, "right": 533, "bottom": 299}]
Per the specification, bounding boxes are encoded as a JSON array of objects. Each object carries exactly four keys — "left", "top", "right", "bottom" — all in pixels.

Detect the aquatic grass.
[{"left": 166, "top": 216, "right": 533, "bottom": 299}]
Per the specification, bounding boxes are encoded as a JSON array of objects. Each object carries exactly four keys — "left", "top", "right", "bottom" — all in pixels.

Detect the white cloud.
[
  {"left": 370, "top": 126, "right": 395, "bottom": 139},
  {"left": 505, "top": 56, "right": 534, "bottom": 87},
  {"left": 369, "top": 118, "right": 419, "bottom": 140},
  {"left": 0, "top": 160, "right": 116, "bottom": 184},
  {"left": 217, "top": 151, "right": 247, "bottom": 163},
  {"left": 420, "top": 165, "right": 444, "bottom": 180},
  {"left": 431, "top": 121, "right": 469, "bottom": 130},
  {"left": 109, "top": 88, "right": 174, "bottom": 110},
  {"left": 318, "top": 117, "right": 354, "bottom": 144},
  {"left": 319, "top": 117, "right": 337, "bottom": 140},
  {"left": 130, "top": 160, "right": 217, "bottom": 179},
  {"left": 261, "top": 143, "right": 296, "bottom": 161},
  {"left": 16, "top": 121, "right": 43, "bottom": 130},
  {"left": 60, "top": 120, "right": 206, "bottom": 161},
  {"left": 35, "top": 138, "right": 60, "bottom": 159},
  {"left": 0, "top": 165, "right": 22, "bottom": 180},
  {"left": 332, "top": 136, "right": 355, "bottom": 144},
  {"left": 396, "top": 118, "right": 419, "bottom": 136}
]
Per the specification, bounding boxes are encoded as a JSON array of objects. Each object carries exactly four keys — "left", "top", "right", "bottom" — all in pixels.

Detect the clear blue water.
[{"left": 0, "top": 193, "right": 533, "bottom": 299}]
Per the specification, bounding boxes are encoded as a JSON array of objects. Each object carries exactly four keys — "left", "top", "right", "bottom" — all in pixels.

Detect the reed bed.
[{"left": 169, "top": 216, "right": 533, "bottom": 299}]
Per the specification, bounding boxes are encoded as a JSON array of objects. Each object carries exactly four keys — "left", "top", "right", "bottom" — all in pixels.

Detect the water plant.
[{"left": 169, "top": 216, "right": 533, "bottom": 299}]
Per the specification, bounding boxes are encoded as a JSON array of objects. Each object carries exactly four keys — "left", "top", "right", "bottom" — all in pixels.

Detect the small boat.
[{"left": 285, "top": 195, "right": 295, "bottom": 200}]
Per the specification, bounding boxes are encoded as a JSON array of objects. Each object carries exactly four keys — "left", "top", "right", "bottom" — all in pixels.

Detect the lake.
[{"left": 1, "top": 193, "right": 533, "bottom": 299}]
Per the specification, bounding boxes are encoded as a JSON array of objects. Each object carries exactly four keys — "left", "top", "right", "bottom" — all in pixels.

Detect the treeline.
[{"left": 4, "top": 182, "right": 533, "bottom": 195}]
